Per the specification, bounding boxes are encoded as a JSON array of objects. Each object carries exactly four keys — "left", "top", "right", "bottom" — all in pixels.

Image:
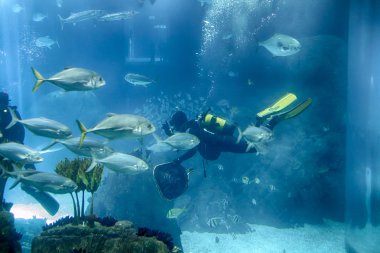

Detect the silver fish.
[
  {"left": 241, "top": 125, "right": 273, "bottom": 143},
  {"left": 32, "top": 13, "right": 48, "bottom": 22},
  {"left": 124, "top": 73, "right": 155, "bottom": 87},
  {"left": 56, "top": 0, "right": 63, "bottom": 8},
  {"left": 76, "top": 113, "right": 156, "bottom": 145},
  {"left": 31, "top": 67, "right": 106, "bottom": 92},
  {"left": 35, "top": 36, "right": 59, "bottom": 49},
  {"left": 6, "top": 170, "right": 77, "bottom": 194},
  {"left": 0, "top": 142, "right": 44, "bottom": 164},
  {"left": 87, "top": 152, "right": 149, "bottom": 174},
  {"left": 147, "top": 142, "right": 173, "bottom": 153},
  {"left": 259, "top": 33, "right": 301, "bottom": 57},
  {"left": 98, "top": 11, "right": 139, "bottom": 21},
  {"left": 58, "top": 10, "right": 106, "bottom": 30},
  {"left": 45, "top": 137, "right": 113, "bottom": 158},
  {"left": 6, "top": 108, "right": 72, "bottom": 139},
  {"left": 12, "top": 4, "right": 23, "bottom": 13},
  {"left": 160, "top": 133, "right": 200, "bottom": 150}
]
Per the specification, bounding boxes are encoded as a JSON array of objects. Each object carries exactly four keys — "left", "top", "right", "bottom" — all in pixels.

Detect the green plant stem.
[
  {"left": 90, "top": 192, "right": 94, "bottom": 216},
  {"left": 81, "top": 190, "right": 85, "bottom": 218},
  {"left": 70, "top": 192, "right": 77, "bottom": 218},
  {"left": 75, "top": 192, "right": 80, "bottom": 219}
]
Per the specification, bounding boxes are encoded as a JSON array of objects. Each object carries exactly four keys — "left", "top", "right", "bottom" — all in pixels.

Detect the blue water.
[{"left": 0, "top": 0, "right": 361, "bottom": 251}]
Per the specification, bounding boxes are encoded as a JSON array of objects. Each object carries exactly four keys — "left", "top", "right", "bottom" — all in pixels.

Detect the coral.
[{"left": 42, "top": 216, "right": 75, "bottom": 231}]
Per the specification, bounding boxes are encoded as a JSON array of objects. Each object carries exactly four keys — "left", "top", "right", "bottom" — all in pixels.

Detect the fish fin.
[
  {"left": 76, "top": 120, "right": 88, "bottom": 146},
  {"left": 5, "top": 107, "right": 20, "bottom": 129},
  {"left": 41, "top": 140, "right": 58, "bottom": 151},
  {"left": 9, "top": 178, "right": 21, "bottom": 190},
  {"left": 106, "top": 113, "right": 117, "bottom": 117},
  {"left": 57, "top": 15, "right": 64, "bottom": 30},
  {"left": 40, "top": 146, "right": 63, "bottom": 154},
  {"left": 56, "top": 41, "right": 60, "bottom": 48},
  {"left": 86, "top": 159, "right": 98, "bottom": 172},
  {"left": 236, "top": 126, "right": 242, "bottom": 144},
  {"left": 31, "top": 67, "right": 45, "bottom": 92},
  {"left": 152, "top": 133, "right": 162, "bottom": 142}
]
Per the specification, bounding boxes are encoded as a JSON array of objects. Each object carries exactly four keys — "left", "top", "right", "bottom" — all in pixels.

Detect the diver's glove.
[{"left": 162, "top": 121, "right": 173, "bottom": 136}]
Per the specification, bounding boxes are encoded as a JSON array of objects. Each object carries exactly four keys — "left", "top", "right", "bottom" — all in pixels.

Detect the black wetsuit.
[
  {"left": 0, "top": 106, "right": 25, "bottom": 144},
  {"left": 169, "top": 119, "right": 257, "bottom": 162}
]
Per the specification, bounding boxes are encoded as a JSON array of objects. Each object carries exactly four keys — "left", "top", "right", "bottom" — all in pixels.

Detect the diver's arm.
[{"left": 174, "top": 148, "right": 197, "bottom": 164}]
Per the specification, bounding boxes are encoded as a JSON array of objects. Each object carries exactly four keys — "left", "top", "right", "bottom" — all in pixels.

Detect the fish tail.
[
  {"left": 86, "top": 159, "right": 98, "bottom": 173},
  {"left": 236, "top": 126, "right": 242, "bottom": 144},
  {"left": 76, "top": 120, "right": 88, "bottom": 146},
  {"left": 31, "top": 67, "right": 45, "bottom": 92},
  {"left": 5, "top": 107, "right": 20, "bottom": 130},
  {"left": 58, "top": 15, "right": 64, "bottom": 30},
  {"left": 9, "top": 178, "right": 21, "bottom": 190}
]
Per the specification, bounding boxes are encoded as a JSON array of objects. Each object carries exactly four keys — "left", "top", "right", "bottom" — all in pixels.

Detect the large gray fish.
[
  {"left": 4, "top": 169, "right": 77, "bottom": 194},
  {"left": 97, "top": 11, "right": 139, "bottom": 21},
  {"left": 259, "top": 33, "right": 301, "bottom": 57},
  {"left": 31, "top": 67, "right": 106, "bottom": 92},
  {"left": 76, "top": 113, "right": 156, "bottom": 145},
  {"left": 148, "top": 133, "right": 199, "bottom": 152},
  {"left": 6, "top": 108, "right": 72, "bottom": 139},
  {"left": 124, "top": 73, "right": 156, "bottom": 87},
  {"left": 87, "top": 152, "right": 149, "bottom": 174},
  {"left": 0, "top": 142, "right": 46, "bottom": 164},
  {"left": 58, "top": 10, "right": 106, "bottom": 30},
  {"left": 44, "top": 137, "right": 113, "bottom": 158}
]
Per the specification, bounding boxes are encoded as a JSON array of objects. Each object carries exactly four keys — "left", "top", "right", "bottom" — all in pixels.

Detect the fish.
[
  {"left": 124, "top": 73, "right": 156, "bottom": 87},
  {"left": 259, "top": 33, "right": 301, "bottom": 57},
  {"left": 12, "top": 4, "right": 23, "bottom": 13},
  {"left": 148, "top": 133, "right": 199, "bottom": 153},
  {"left": 58, "top": 10, "right": 106, "bottom": 30},
  {"left": 76, "top": 113, "right": 155, "bottom": 145},
  {"left": 32, "top": 13, "right": 48, "bottom": 22},
  {"left": 97, "top": 11, "right": 139, "bottom": 21},
  {"left": 241, "top": 125, "right": 273, "bottom": 143},
  {"left": 31, "top": 67, "right": 106, "bottom": 92},
  {"left": 166, "top": 208, "right": 186, "bottom": 219},
  {"left": 56, "top": 0, "right": 63, "bottom": 8},
  {"left": 198, "top": 0, "right": 212, "bottom": 7},
  {"left": 153, "top": 24, "right": 167, "bottom": 29},
  {"left": 6, "top": 108, "right": 72, "bottom": 139},
  {"left": 207, "top": 217, "right": 224, "bottom": 228},
  {"left": 0, "top": 142, "right": 45, "bottom": 164},
  {"left": 241, "top": 176, "right": 250, "bottom": 185},
  {"left": 87, "top": 152, "right": 149, "bottom": 174},
  {"left": 254, "top": 177, "right": 260, "bottom": 184},
  {"left": 44, "top": 137, "right": 113, "bottom": 157},
  {"left": 34, "top": 36, "right": 60, "bottom": 49},
  {"left": 5, "top": 169, "right": 77, "bottom": 194}
]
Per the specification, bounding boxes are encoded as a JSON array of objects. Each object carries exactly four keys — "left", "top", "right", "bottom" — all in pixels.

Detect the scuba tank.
[{"left": 198, "top": 110, "right": 237, "bottom": 136}]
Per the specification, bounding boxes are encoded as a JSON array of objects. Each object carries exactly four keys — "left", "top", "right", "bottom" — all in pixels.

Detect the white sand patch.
[{"left": 181, "top": 220, "right": 345, "bottom": 253}]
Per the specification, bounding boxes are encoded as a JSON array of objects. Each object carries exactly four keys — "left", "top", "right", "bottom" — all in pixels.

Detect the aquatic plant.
[
  {"left": 136, "top": 227, "right": 174, "bottom": 251},
  {"left": 42, "top": 215, "right": 118, "bottom": 231},
  {"left": 55, "top": 158, "right": 103, "bottom": 220},
  {"left": 42, "top": 216, "right": 75, "bottom": 231}
]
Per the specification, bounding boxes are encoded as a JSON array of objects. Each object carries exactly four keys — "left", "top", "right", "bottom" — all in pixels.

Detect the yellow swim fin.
[
  {"left": 256, "top": 93, "right": 297, "bottom": 126},
  {"left": 257, "top": 93, "right": 297, "bottom": 118},
  {"left": 263, "top": 98, "right": 312, "bottom": 129}
]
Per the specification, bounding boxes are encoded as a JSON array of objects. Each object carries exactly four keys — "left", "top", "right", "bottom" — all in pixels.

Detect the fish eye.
[
  {"left": 277, "top": 41, "right": 283, "bottom": 47},
  {"left": 99, "top": 77, "right": 103, "bottom": 81},
  {"left": 147, "top": 124, "right": 152, "bottom": 129}
]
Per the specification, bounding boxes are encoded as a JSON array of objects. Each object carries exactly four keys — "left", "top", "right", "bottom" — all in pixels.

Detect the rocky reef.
[
  {"left": 32, "top": 220, "right": 170, "bottom": 253},
  {"left": 0, "top": 210, "right": 22, "bottom": 253}
]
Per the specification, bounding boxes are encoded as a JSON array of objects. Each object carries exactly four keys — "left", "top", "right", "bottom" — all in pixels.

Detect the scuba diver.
[
  {"left": 0, "top": 91, "right": 59, "bottom": 215},
  {"left": 154, "top": 93, "right": 312, "bottom": 200}
]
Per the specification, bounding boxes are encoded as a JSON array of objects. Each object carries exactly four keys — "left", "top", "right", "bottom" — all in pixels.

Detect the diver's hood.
[{"left": 153, "top": 162, "right": 188, "bottom": 200}]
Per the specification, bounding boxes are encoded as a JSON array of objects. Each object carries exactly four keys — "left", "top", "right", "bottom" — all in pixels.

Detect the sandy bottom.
[{"left": 181, "top": 220, "right": 345, "bottom": 253}]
